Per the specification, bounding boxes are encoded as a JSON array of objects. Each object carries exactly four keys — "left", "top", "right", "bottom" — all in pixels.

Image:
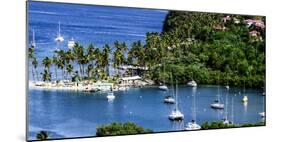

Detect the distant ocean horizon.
[{"left": 28, "top": 1, "right": 167, "bottom": 80}]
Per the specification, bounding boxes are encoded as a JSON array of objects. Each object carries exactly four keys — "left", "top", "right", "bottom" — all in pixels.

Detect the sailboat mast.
[
  {"left": 176, "top": 80, "right": 179, "bottom": 111},
  {"left": 193, "top": 88, "right": 196, "bottom": 121},
  {"left": 225, "top": 89, "right": 228, "bottom": 120},
  {"left": 231, "top": 97, "right": 234, "bottom": 124},
  {"left": 33, "top": 29, "right": 35, "bottom": 45},
  {"left": 58, "top": 21, "right": 61, "bottom": 36},
  {"left": 171, "top": 74, "right": 174, "bottom": 98},
  {"left": 217, "top": 75, "right": 220, "bottom": 102}
]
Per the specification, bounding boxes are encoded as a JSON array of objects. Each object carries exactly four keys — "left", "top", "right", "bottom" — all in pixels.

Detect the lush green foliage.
[
  {"left": 36, "top": 131, "right": 49, "bottom": 140},
  {"left": 201, "top": 121, "right": 265, "bottom": 130},
  {"left": 29, "top": 11, "right": 265, "bottom": 88},
  {"left": 148, "top": 11, "right": 265, "bottom": 88},
  {"left": 96, "top": 122, "right": 152, "bottom": 136}
]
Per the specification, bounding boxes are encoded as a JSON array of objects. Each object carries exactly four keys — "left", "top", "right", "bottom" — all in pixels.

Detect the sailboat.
[
  {"left": 242, "top": 79, "right": 248, "bottom": 103},
  {"left": 230, "top": 97, "right": 234, "bottom": 124},
  {"left": 169, "top": 81, "right": 184, "bottom": 120},
  {"left": 185, "top": 87, "right": 201, "bottom": 130},
  {"left": 210, "top": 76, "right": 224, "bottom": 109},
  {"left": 225, "top": 75, "right": 230, "bottom": 90},
  {"left": 55, "top": 21, "right": 64, "bottom": 42},
  {"left": 164, "top": 74, "right": 175, "bottom": 104},
  {"left": 31, "top": 29, "right": 36, "bottom": 48},
  {"left": 159, "top": 60, "right": 168, "bottom": 91},
  {"left": 259, "top": 96, "right": 265, "bottom": 118},
  {"left": 223, "top": 88, "right": 230, "bottom": 125}
]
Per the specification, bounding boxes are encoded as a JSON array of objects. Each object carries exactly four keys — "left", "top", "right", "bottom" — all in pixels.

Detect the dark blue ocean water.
[
  {"left": 28, "top": 85, "right": 265, "bottom": 140},
  {"left": 28, "top": 1, "right": 167, "bottom": 79}
]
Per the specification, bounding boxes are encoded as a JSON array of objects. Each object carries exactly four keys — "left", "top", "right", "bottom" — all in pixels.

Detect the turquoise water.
[{"left": 28, "top": 85, "right": 265, "bottom": 140}]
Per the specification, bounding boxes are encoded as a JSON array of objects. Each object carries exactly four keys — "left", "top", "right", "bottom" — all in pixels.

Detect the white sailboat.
[
  {"left": 31, "top": 29, "right": 36, "bottom": 48},
  {"left": 231, "top": 97, "right": 234, "bottom": 124},
  {"left": 242, "top": 79, "right": 248, "bottom": 103},
  {"left": 55, "top": 21, "right": 64, "bottom": 42},
  {"left": 210, "top": 76, "right": 224, "bottom": 109},
  {"left": 187, "top": 80, "right": 197, "bottom": 87},
  {"left": 223, "top": 88, "right": 230, "bottom": 125},
  {"left": 185, "top": 87, "right": 201, "bottom": 130},
  {"left": 159, "top": 61, "right": 168, "bottom": 91},
  {"left": 164, "top": 74, "right": 175, "bottom": 104},
  {"left": 169, "top": 81, "right": 184, "bottom": 120}
]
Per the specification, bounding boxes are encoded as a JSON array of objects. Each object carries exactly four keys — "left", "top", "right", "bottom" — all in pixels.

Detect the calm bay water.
[
  {"left": 28, "top": 85, "right": 265, "bottom": 140},
  {"left": 28, "top": 2, "right": 265, "bottom": 141},
  {"left": 28, "top": 1, "right": 167, "bottom": 79}
]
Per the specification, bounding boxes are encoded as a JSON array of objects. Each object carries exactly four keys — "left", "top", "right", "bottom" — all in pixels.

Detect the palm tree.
[
  {"left": 66, "top": 64, "right": 73, "bottom": 79},
  {"left": 86, "top": 64, "right": 94, "bottom": 78},
  {"left": 94, "top": 48, "right": 102, "bottom": 70},
  {"left": 41, "top": 69, "right": 52, "bottom": 82},
  {"left": 42, "top": 57, "right": 52, "bottom": 72},
  {"left": 57, "top": 58, "right": 65, "bottom": 80},
  {"left": 87, "top": 43, "right": 95, "bottom": 65},
  {"left": 32, "top": 57, "right": 39, "bottom": 81},
  {"left": 102, "top": 44, "right": 111, "bottom": 76},
  {"left": 80, "top": 55, "right": 89, "bottom": 77},
  {"left": 73, "top": 43, "right": 84, "bottom": 76},
  {"left": 52, "top": 56, "right": 59, "bottom": 81},
  {"left": 128, "top": 40, "right": 144, "bottom": 65}
]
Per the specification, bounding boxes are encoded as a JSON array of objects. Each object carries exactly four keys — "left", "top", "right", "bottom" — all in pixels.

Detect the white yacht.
[
  {"left": 223, "top": 88, "right": 230, "bottom": 125},
  {"left": 169, "top": 82, "right": 184, "bottom": 120},
  {"left": 107, "top": 92, "right": 115, "bottom": 100},
  {"left": 169, "top": 109, "right": 184, "bottom": 120},
  {"left": 68, "top": 37, "right": 75, "bottom": 49},
  {"left": 159, "top": 61, "right": 168, "bottom": 91},
  {"left": 185, "top": 120, "right": 201, "bottom": 130},
  {"left": 210, "top": 78, "right": 224, "bottom": 109},
  {"left": 187, "top": 80, "right": 197, "bottom": 87},
  {"left": 186, "top": 87, "right": 201, "bottom": 130},
  {"left": 55, "top": 21, "right": 64, "bottom": 42}
]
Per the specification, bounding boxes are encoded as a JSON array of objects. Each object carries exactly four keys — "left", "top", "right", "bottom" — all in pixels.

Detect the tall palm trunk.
[{"left": 54, "top": 66, "right": 58, "bottom": 81}]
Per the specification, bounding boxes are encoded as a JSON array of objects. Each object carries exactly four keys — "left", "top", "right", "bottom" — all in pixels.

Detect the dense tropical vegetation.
[
  {"left": 200, "top": 121, "right": 265, "bottom": 130},
  {"left": 96, "top": 122, "right": 152, "bottom": 136},
  {"left": 29, "top": 11, "right": 265, "bottom": 88}
]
